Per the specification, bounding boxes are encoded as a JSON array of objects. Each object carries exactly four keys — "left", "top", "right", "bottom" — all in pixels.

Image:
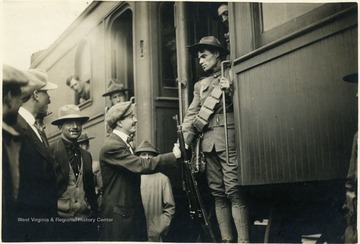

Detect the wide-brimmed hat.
[
  {"left": 21, "top": 69, "right": 58, "bottom": 98},
  {"left": 51, "top": 104, "right": 89, "bottom": 125},
  {"left": 77, "top": 131, "right": 95, "bottom": 143},
  {"left": 343, "top": 73, "right": 358, "bottom": 83},
  {"left": 102, "top": 79, "right": 128, "bottom": 97},
  {"left": 188, "top": 36, "right": 229, "bottom": 56},
  {"left": 106, "top": 98, "right": 135, "bottom": 129},
  {"left": 135, "top": 140, "right": 159, "bottom": 155},
  {"left": 3, "top": 64, "right": 29, "bottom": 86}
]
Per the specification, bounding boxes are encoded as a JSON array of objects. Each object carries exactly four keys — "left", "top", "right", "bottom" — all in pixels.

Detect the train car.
[{"left": 30, "top": 1, "right": 357, "bottom": 242}]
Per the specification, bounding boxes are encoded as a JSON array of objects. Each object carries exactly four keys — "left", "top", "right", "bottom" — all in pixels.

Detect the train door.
[{"left": 109, "top": 8, "right": 134, "bottom": 102}]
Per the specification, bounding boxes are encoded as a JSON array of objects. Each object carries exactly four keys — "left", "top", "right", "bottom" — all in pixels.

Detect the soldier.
[
  {"left": 217, "top": 3, "right": 230, "bottom": 51},
  {"left": 182, "top": 36, "right": 249, "bottom": 242},
  {"left": 2, "top": 64, "right": 29, "bottom": 241},
  {"left": 99, "top": 100, "right": 181, "bottom": 241},
  {"left": 50, "top": 105, "right": 98, "bottom": 241}
]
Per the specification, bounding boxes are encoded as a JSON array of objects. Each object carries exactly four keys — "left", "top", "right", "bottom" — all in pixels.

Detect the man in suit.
[
  {"left": 13, "top": 68, "right": 58, "bottom": 241},
  {"left": 50, "top": 105, "right": 98, "bottom": 241},
  {"left": 2, "top": 64, "right": 29, "bottom": 241},
  {"left": 99, "top": 100, "right": 181, "bottom": 241},
  {"left": 182, "top": 36, "right": 249, "bottom": 242}
]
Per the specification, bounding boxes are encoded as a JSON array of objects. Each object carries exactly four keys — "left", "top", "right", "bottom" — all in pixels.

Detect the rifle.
[{"left": 174, "top": 114, "right": 217, "bottom": 242}]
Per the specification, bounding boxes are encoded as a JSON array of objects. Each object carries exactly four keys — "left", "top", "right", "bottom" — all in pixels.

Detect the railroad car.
[{"left": 30, "top": 1, "right": 358, "bottom": 242}]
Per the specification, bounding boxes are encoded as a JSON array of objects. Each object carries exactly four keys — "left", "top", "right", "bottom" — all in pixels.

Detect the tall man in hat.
[
  {"left": 99, "top": 100, "right": 181, "bottom": 241},
  {"left": 13, "top": 68, "right": 58, "bottom": 241},
  {"left": 135, "top": 140, "right": 176, "bottom": 242},
  {"left": 50, "top": 105, "right": 98, "bottom": 241},
  {"left": 182, "top": 36, "right": 249, "bottom": 242},
  {"left": 2, "top": 65, "right": 29, "bottom": 241}
]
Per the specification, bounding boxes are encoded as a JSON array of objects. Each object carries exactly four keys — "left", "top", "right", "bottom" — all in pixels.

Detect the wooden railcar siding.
[{"left": 235, "top": 28, "right": 357, "bottom": 185}]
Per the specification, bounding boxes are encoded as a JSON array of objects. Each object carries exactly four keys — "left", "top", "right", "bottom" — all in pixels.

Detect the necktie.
[
  {"left": 63, "top": 140, "right": 81, "bottom": 179},
  {"left": 34, "top": 121, "right": 50, "bottom": 148},
  {"left": 126, "top": 136, "right": 135, "bottom": 152}
]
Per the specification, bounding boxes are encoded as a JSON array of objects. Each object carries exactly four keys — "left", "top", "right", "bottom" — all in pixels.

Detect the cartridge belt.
[{"left": 207, "top": 113, "right": 234, "bottom": 128}]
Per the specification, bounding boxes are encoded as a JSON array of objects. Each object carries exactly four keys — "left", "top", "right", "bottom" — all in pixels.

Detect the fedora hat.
[
  {"left": 102, "top": 79, "right": 128, "bottom": 97},
  {"left": 188, "top": 36, "right": 229, "bottom": 56},
  {"left": 106, "top": 97, "right": 135, "bottom": 129},
  {"left": 3, "top": 64, "right": 29, "bottom": 86},
  {"left": 21, "top": 69, "right": 58, "bottom": 98},
  {"left": 77, "top": 131, "right": 95, "bottom": 143},
  {"left": 51, "top": 104, "right": 89, "bottom": 125},
  {"left": 135, "top": 140, "right": 159, "bottom": 155}
]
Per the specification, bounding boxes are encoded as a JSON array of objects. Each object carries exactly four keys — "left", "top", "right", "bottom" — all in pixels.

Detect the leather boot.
[
  {"left": 215, "top": 205, "right": 233, "bottom": 242},
  {"left": 232, "top": 205, "right": 250, "bottom": 243}
]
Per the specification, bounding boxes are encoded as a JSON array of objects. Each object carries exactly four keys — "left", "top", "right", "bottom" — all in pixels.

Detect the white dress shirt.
[
  {"left": 113, "top": 129, "right": 134, "bottom": 154},
  {"left": 18, "top": 107, "right": 42, "bottom": 141}
]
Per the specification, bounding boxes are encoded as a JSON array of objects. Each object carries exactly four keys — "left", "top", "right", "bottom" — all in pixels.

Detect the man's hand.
[
  {"left": 172, "top": 143, "right": 181, "bottom": 159},
  {"left": 220, "top": 77, "right": 230, "bottom": 90}
]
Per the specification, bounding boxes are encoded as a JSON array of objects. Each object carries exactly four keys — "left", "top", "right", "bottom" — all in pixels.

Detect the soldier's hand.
[
  {"left": 220, "top": 77, "right": 230, "bottom": 90},
  {"left": 173, "top": 143, "right": 181, "bottom": 159}
]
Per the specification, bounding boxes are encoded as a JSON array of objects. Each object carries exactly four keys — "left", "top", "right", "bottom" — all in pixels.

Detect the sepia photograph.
[{"left": 2, "top": 1, "right": 358, "bottom": 243}]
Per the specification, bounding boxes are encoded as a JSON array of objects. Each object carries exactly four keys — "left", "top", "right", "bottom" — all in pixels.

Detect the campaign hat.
[
  {"left": 135, "top": 140, "right": 159, "bottom": 155},
  {"left": 102, "top": 79, "right": 128, "bottom": 97},
  {"left": 51, "top": 104, "right": 89, "bottom": 126},
  {"left": 188, "top": 36, "right": 229, "bottom": 56}
]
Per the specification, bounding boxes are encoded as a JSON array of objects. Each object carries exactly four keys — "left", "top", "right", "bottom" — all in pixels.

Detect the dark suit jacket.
[
  {"left": 99, "top": 132, "right": 177, "bottom": 241},
  {"left": 50, "top": 139, "right": 98, "bottom": 215},
  {"left": 12, "top": 115, "right": 58, "bottom": 241}
]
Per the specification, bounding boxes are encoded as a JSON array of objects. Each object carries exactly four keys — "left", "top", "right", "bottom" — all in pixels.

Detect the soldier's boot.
[
  {"left": 232, "top": 205, "right": 250, "bottom": 243},
  {"left": 215, "top": 205, "right": 233, "bottom": 242}
]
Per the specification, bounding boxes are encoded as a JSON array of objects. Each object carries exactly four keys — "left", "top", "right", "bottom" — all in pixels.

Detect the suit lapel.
[
  {"left": 16, "top": 116, "right": 50, "bottom": 159},
  {"left": 56, "top": 140, "right": 71, "bottom": 180}
]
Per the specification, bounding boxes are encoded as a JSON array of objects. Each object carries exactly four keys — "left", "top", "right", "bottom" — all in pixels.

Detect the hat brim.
[
  {"left": 102, "top": 89, "right": 129, "bottom": 97},
  {"left": 51, "top": 115, "right": 89, "bottom": 125},
  {"left": 40, "top": 81, "right": 58, "bottom": 90},
  {"left": 188, "top": 43, "right": 230, "bottom": 56},
  {"left": 135, "top": 147, "right": 159, "bottom": 155}
]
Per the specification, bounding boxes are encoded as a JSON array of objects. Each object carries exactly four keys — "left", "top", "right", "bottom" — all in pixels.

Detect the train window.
[
  {"left": 71, "top": 39, "right": 92, "bottom": 107},
  {"left": 159, "top": 2, "right": 177, "bottom": 94},
  {"left": 261, "top": 3, "right": 323, "bottom": 32},
  {"left": 254, "top": 3, "right": 356, "bottom": 47}
]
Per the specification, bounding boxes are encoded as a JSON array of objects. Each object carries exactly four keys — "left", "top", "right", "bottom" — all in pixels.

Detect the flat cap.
[
  {"left": 3, "top": 64, "right": 29, "bottom": 86},
  {"left": 106, "top": 99, "right": 135, "bottom": 129},
  {"left": 21, "top": 69, "right": 58, "bottom": 98}
]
